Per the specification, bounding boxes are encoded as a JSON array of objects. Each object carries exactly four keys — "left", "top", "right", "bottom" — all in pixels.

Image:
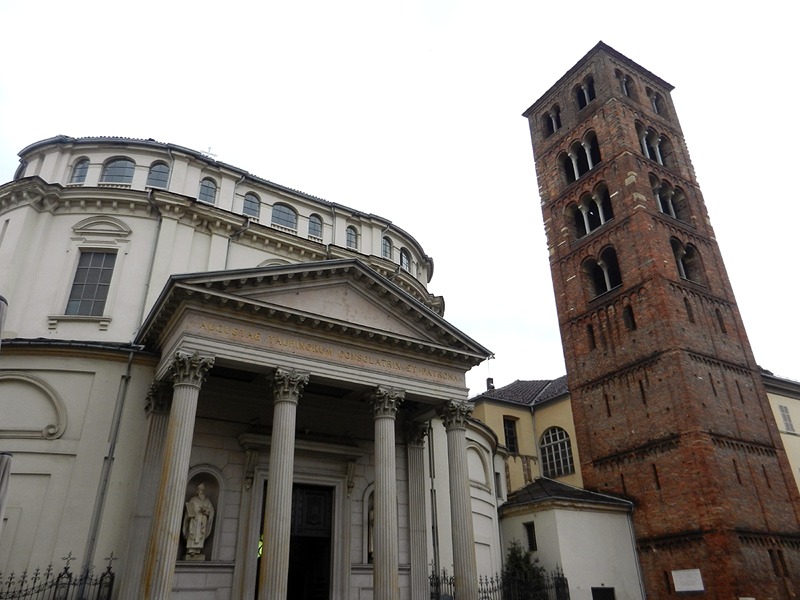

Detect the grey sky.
[{"left": 0, "top": 0, "right": 794, "bottom": 394}]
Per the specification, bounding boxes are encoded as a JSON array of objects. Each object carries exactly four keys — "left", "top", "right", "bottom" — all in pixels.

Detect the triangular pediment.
[{"left": 138, "top": 259, "right": 491, "bottom": 365}]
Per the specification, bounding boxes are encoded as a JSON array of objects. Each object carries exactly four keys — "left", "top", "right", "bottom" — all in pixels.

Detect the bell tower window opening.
[
  {"left": 584, "top": 247, "right": 622, "bottom": 298},
  {"left": 561, "top": 131, "right": 601, "bottom": 184},
  {"left": 542, "top": 105, "right": 562, "bottom": 137},
  {"left": 671, "top": 238, "right": 703, "bottom": 284},
  {"left": 575, "top": 75, "right": 596, "bottom": 110},
  {"left": 570, "top": 184, "right": 614, "bottom": 240}
]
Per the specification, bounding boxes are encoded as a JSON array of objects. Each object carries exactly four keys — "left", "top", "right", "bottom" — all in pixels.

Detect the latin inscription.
[{"left": 196, "top": 319, "right": 459, "bottom": 383}]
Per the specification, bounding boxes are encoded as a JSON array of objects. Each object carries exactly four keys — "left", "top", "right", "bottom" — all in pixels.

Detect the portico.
[{"left": 127, "top": 259, "right": 491, "bottom": 600}]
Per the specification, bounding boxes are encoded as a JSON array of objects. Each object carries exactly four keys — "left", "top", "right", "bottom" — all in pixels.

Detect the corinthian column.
[
  {"left": 143, "top": 352, "right": 214, "bottom": 600},
  {"left": 405, "top": 422, "right": 429, "bottom": 600},
  {"left": 438, "top": 400, "right": 478, "bottom": 600},
  {"left": 258, "top": 368, "right": 309, "bottom": 600},
  {"left": 370, "top": 386, "right": 404, "bottom": 600}
]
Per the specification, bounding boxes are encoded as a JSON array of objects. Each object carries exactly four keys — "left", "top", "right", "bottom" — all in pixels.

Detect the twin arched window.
[
  {"left": 568, "top": 183, "right": 613, "bottom": 239},
  {"left": 650, "top": 175, "right": 688, "bottom": 222},
  {"left": 561, "top": 131, "right": 601, "bottom": 185},
  {"left": 575, "top": 76, "right": 596, "bottom": 110},
  {"left": 146, "top": 162, "right": 170, "bottom": 188},
  {"left": 101, "top": 158, "right": 135, "bottom": 184},
  {"left": 636, "top": 123, "right": 673, "bottom": 167},
  {"left": 584, "top": 247, "right": 622, "bottom": 298},
  {"left": 671, "top": 238, "right": 703, "bottom": 284},
  {"left": 198, "top": 178, "right": 217, "bottom": 204},
  {"left": 615, "top": 69, "right": 638, "bottom": 101},
  {"left": 540, "top": 427, "right": 574, "bottom": 478},
  {"left": 647, "top": 88, "right": 665, "bottom": 115},
  {"left": 542, "top": 105, "right": 562, "bottom": 138}
]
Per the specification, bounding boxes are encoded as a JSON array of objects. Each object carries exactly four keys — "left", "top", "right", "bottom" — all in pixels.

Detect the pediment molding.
[{"left": 138, "top": 260, "right": 489, "bottom": 366}]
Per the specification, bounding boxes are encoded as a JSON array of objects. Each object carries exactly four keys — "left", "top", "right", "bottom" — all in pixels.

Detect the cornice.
[{"left": 136, "top": 260, "right": 490, "bottom": 367}]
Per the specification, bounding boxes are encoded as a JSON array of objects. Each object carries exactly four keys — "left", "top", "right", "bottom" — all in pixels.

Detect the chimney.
[{"left": 486, "top": 377, "right": 494, "bottom": 391}]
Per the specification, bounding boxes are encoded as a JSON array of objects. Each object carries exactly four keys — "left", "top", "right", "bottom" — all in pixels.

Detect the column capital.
[
  {"left": 271, "top": 367, "right": 310, "bottom": 403},
  {"left": 370, "top": 386, "right": 405, "bottom": 418},
  {"left": 437, "top": 400, "right": 474, "bottom": 431},
  {"left": 404, "top": 421, "right": 428, "bottom": 447},
  {"left": 145, "top": 380, "right": 172, "bottom": 415},
  {"left": 169, "top": 351, "right": 214, "bottom": 388}
]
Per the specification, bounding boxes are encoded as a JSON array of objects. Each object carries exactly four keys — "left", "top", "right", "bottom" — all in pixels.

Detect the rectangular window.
[
  {"left": 66, "top": 251, "right": 117, "bottom": 316},
  {"left": 780, "top": 405, "right": 795, "bottom": 433},
  {"left": 503, "top": 417, "right": 519, "bottom": 454},
  {"left": 523, "top": 521, "right": 537, "bottom": 551}
]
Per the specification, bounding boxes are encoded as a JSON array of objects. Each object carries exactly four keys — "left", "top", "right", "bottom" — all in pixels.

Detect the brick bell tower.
[{"left": 523, "top": 42, "right": 800, "bottom": 598}]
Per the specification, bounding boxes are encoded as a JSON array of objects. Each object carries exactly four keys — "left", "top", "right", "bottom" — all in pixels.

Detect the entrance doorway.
[{"left": 255, "top": 483, "right": 333, "bottom": 600}]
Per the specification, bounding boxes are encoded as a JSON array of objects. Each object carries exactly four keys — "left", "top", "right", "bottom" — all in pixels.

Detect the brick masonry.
[{"left": 524, "top": 43, "right": 800, "bottom": 598}]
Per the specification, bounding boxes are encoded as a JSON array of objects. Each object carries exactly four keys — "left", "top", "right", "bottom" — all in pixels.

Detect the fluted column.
[
  {"left": 370, "top": 386, "right": 404, "bottom": 600},
  {"left": 405, "top": 422, "right": 429, "bottom": 600},
  {"left": 438, "top": 400, "right": 479, "bottom": 600},
  {"left": 257, "top": 368, "right": 309, "bottom": 600},
  {"left": 143, "top": 352, "right": 214, "bottom": 600},
  {"left": 120, "top": 381, "right": 171, "bottom": 600}
]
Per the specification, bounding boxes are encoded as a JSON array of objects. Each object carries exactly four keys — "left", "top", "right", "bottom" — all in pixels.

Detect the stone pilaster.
[
  {"left": 438, "top": 400, "right": 479, "bottom": 600},
  {"left": 142, "top": 352, "right": 214, "bottom": 600},
  {"left": 257, "top": 368, "right": 309, "bottom": 600},
  {"left": 405, "top": 421, "right": 429, "bottom": 600},
  {"left": 370, "top": 386, "right": 404, "bottom": 600},
  {"left": 119, "top": 381, "right": 171, "bottom": 600}
]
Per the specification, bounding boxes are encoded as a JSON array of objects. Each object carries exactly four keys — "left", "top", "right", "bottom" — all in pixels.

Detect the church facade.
[{"left": 0, "top": 136, "right": 504, "bottom": 599}]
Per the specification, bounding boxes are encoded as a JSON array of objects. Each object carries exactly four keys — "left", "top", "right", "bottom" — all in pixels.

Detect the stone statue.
[{"left": 183, "top": 483, "right": 215, "bottom": 560}]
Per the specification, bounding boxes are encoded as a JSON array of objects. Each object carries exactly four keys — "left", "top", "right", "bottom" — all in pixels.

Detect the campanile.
[{"left": 523, "top": 42, "right": 800, "bottom": 597}]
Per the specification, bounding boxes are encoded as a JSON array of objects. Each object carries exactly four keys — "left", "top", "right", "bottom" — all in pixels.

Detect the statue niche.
[{"left": 182, "top": 478, "right": 216, "bottom": 560}]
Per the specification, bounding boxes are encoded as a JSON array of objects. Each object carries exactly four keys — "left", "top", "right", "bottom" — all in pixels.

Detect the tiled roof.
[
  {"left": 471, "top": 375, "right": 569, "bottom": 407},
  {"left": 501, "top": 477, "right": 631, "bottom": 511}
]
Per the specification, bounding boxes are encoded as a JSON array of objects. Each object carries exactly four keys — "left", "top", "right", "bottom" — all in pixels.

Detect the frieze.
[{"left": 188, "top": 314, "right": 463, "bottom": 385}]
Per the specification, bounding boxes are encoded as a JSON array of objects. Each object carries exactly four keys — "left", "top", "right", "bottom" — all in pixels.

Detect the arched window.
[
  {"left": 70, "top": 159, "right": 89, "bottom": 184},
  {"left": 584, "top": 247, "right": 622, "bottom": 298},
  {"left": 671, "top": 238, "right": 703, "bottom": 283},
  {"left": 572, "top": 183, "right": 614, "bottom": 240},
  {"left": 562, "top": 131, "right": 601, "bottom": 184},
  {"left": 382, "top": 236, "right": 393, "bottom": 259},
  {"left": 542, "top": 105, "right": 562, "bottom": 137},
  {"left": 271, "top": 203, "right": 298, "bottom": 230},
  {"left": 346, "top": 226, "right": 358, "bottom": 250},
  {"left": 575, "top": 76, "right": 596, "bottom": 110},
  {"left": 615, "top": 70, "right": 637, "bottom": 101},
  {"left": 146, "top": 162, "right": 170, "bottom": 188},
  {"left": 647, "top": 88, "right": 665, "bottom": 115},
  {"left": 308, "top": 214, "right": 323, "bottom": 240},
  {"left": 651, "top": 175, "right": 690, "bottom": 222},
  {"left": 198, "top": 178, "right": 217, "bottom": 204},
  {"left": 101, "top": 158, "right": 135, "bottom": 184},
  {"left": 637, "top": 124, "right": 671, "bottom": 167},
  {"left": 400, "top": 248, "right": 411, "bottom": 272},
  {"left": 243, "top": 192, "right": 260, "bottom": 218},
  {"left": 540, "top": 427, "right": 574, "bottom": 478}
]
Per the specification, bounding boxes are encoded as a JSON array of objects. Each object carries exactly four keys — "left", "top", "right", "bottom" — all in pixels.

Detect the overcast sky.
[{"left": 0, "top": 1, "right": 795, "bottom": 395}]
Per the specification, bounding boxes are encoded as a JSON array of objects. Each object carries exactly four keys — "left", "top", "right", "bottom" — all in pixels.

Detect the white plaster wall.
[{"left": 501, "top": 508, "right": 643, "bottom": 600}]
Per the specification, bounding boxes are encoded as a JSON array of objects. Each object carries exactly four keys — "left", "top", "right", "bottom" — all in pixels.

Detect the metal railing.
[
  {"left": 430, "top": 566, "right": 569, "bottom": 600},
  {"left": 0, "top": 553, "right": 115, "bottom": 600}
]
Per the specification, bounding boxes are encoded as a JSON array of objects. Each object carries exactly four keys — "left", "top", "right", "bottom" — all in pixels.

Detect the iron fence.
[
  {"left": 430, "top": 566, "right": 569, "bottom": 600},
  {"left": 0, "top": 553, "right": 115, "bottom": 600}
]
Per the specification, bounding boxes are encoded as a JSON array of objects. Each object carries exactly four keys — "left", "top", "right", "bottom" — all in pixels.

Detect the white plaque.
[{"left": 672, "top": 569, "right": 704, "bottom": 592}]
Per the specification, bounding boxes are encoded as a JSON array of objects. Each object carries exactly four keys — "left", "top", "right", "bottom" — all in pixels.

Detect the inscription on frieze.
[{"left": 190, "top": 314, "right": 461, "bottom": 385}]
